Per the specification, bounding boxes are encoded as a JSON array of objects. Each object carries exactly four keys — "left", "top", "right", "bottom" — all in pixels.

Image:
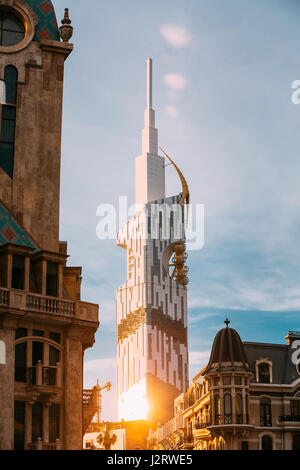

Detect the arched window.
[
  {"left": 261, "top": 435, "right": 273, "bottom": 450},
  {"left": 4, "top": 65, "right": 18, "bottom": 104},
  {"left": 235, "top": 394, "right": 243, "bottom": 424},
  {"left": 224, "top": 394, "right": 232, "bottom": 424},
  {"left": 0, "top": 65, "right": 18, "bottom": 177},
  {"left": 260, "top": 398, "right": 272, "bottom": 427},
  {"left": 259, "top": 363, "right": 270, "bottom": 383},
  {"left": 0, "top": 339, "right": 5, "bottom": 364},
  {"left": 214, "top": 394, "right": 221, "bottom": 424}
]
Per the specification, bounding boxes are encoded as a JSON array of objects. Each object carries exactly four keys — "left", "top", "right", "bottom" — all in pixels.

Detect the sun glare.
[{"left": 118, "top": 379, "right": 149, "bottom": 421}]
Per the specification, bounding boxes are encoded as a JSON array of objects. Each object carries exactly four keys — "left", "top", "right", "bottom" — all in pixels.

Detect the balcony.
[
  {"left": 194, "top": 422, "right": 211, "bottom": 430},
  {"left": 210, "top": 414, "right": 251, "bottom": 428},
  {"left": 279, "top": 415, "right": 300, "bottom": 429},
  {"left": 27, "top": 362, "right": 62, "bottom": 394},
  {"left": 0, "top": 287, "right": 9, "bottom": 306},
  {"left": 27, "top": 293, "right": 74, "bottom": 317}
]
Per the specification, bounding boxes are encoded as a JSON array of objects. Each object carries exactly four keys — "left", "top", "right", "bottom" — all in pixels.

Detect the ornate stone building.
[
  {"left": 148, "top": 321, "right": 300, "bottom": 450},
  {"left": 116, "top": 59, "right": 190, "bottom": 424},
  {"left": 0, "top": 1, "right": 99, "bottom": 450}
]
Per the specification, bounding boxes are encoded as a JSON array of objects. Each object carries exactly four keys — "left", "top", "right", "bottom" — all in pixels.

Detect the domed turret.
[
  {"left": 206, "top": 319, "right": 250, "bottom": 372},
  {"left": 25, "top": 0, "right": 60, "bottom": 41}
]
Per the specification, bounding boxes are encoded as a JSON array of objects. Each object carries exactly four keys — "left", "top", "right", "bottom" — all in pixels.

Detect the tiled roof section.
[
  {"left": 243, "top": 342, "right": 299, "bottom": 385},
  {"left": 25, "top": 0, "right": 60, "bottom": 42},
  {"left": 0, "top": 200, "right": 39, "bottom": 251}
]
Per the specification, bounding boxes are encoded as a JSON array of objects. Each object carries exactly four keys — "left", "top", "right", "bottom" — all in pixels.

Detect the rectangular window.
[
  {"left": 14, "top": 401, "right": 25, "bottom": 450},
  {"left": 12, "top": 255, "right": 25, "bottom": 290},
  {"left": 33, "top": 330, "right": 44, "bottom": 337},
  {"left": 15, "top": 342, "right": 27, "bottom": 383},
  {"left": 234, "top": 376, "right": 242, "bottom": 385},
  {"left": 291, "top": 400, "right": 300, "bottom": 417},
  {"left": 15, "top": 328, "right": 27, "bottom": 339},
  {"left": 32, "top": 341, "right": 43, "bottom": 366},
  {"left": 49, "top": 346, "right": 60, "bottom": 367},
  {"left": 46, "top": 262, "right": 58, "bottom": 297},
  {"left": 32, "top": 403, "right": 43, "bottom": 443},
  {"left": 223, "top": 376, "right": 231, "bottom": 385},
  {"left": 49, "top": 404, "right": 60, "bottom": 443}
]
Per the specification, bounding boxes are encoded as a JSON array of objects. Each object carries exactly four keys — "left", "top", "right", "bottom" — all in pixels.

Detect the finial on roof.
[
  {"left": 59, "top": 8, "right": 73, "bottom": 43},
  {"left": 224, "top": 318, "right": 230, "bottom": 327}
]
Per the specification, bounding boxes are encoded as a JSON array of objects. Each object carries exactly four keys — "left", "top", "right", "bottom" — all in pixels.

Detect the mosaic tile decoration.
[
  {"left": 0, "top": 200, "right": 39, "bottom": 251},
  {"left": 25, "top": 0, "right": 60, "bottom": 42}
]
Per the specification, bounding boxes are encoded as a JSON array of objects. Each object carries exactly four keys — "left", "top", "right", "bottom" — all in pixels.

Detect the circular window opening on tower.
[{"left": 0, "top": 9, "right": 25, "bottom": 47}]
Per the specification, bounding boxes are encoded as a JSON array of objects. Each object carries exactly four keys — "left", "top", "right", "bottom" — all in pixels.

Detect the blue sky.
[{"left": 52, "top": 0, "right": 300, "bottom": 420}]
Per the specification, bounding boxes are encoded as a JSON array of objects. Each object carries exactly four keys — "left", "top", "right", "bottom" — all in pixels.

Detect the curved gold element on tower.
[{"left": 159, "top": 147, "right": 190, "bottom": 221}]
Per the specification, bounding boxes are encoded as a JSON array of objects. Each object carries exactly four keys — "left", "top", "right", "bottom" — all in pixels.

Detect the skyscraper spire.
[
  {"left": 142, "top": 58, "right": 158, "bottom": 155},
  {"left": 136, "top": 59, "right": 165, "bottom": 205}
]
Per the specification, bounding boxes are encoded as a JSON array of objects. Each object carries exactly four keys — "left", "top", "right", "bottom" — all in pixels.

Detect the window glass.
[
  {"left": 46, "top": 262, "right": 58, "bottom": 297},
  {"left": 259, "top": 363, "right": 270, "bottom": 383},
  {"left": 15, "top": 342, "right": 27, "bottom": 382},
  {"left": 32, "top": 341, "right": 43, "bottom": 366},
  {"left": 12, "top": 254, "right": 24, "bottom": 290},
  {"left": 4, "top": 66, "right": 18, "bottom": 103},
  {"left": 0, "top": 142, "right": 14, "bottom": 177},
  {"left": 0, "top": 79, "right": 5, "bottom": 104},
  {"left": 49, "top": 346, "right": 60, "bottom": 367},
  {"left": 234, "top": 376, "right": 242, "bottom": 385},
  {"left": 50, "top": 332, "right": 61, "bottom": 344},
  {"left": 261, "top": 435, "right": 272, "bottom": 450},
  {"left": 15, "top": 328, "right": 27, "bottom": 339},
  {"left": 223, "top": 376, "right": 231, "bottom": 385},
  {"left": 32, "top": 403, "right": 43, "bottom": 443},
  {"left": 260, "top": 398, "right": 272, "bottom": 427},
  {"left": 14, "top": 401, "right": 25, "bottom": 450},
  {"left": 0, "top": 11, "right": 25, "bottom": 46},
  {"left": 33, "top": 330, "right": 44, "bottom": 337},
  {"left": 49, "top": 405, "right": 60, "bottom": 443}
]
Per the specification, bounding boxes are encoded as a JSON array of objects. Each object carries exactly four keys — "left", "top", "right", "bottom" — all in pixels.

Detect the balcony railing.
[
  {"left": 28, "top": 362, "right": 61, "bottom": 387},
  {"left": 0, "top": 287, "right": 9, "bottom": 306},
  {"left": 213, "top": 414, "right": 249, "bottom": 426},
  {"left": 28, "top": 439, "right": 61, "bottom": 451},
  {"left": 27, "top": 293, "right": 74, "bottom": 317},
  {"left": 279, "top": 415, "right": 300, "bottom": 423},
  {"left": 194, "top": 422, "right": 211, "bottom": 430}
]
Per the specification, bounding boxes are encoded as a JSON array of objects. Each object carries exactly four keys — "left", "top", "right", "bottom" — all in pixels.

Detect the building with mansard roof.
[
  {"left": 148, "top": 321, "right": 300, "bottom": 451},
  {"left": 0, "top": 1, "right": 99, "bottom": 450}
]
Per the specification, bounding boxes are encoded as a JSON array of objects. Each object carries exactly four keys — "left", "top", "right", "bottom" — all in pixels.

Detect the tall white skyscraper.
[{"left": 116, "top": 59, "right": 189, "bottom": 424}]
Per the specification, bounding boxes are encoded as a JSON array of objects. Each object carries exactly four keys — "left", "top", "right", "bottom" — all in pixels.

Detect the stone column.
[
  {"left": 25, "top": 402, "right": 32, "bottom": 449},
  {"left": 24, "top": 256, "right": 30, "bottom": 292},
  {"left": 0, "top": 324, "right": 15, "bottom": 450},
  {"left": 43, "top": 404, "right": 50, "bottom": 444},
  {"left": 64, "top": 329, "right": 83, "bottom": 449}
]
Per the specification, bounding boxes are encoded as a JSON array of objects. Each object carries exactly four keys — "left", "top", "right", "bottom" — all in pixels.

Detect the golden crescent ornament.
[{"left": 159, "top": 147, "right": 190, "bottom": 223}]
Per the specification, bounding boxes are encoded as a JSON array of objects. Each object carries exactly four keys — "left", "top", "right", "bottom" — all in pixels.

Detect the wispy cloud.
[
  {"left": 189, "top": 351, "right": 210, "bottom": 366},
  {"left": 163, "top": 73, "right": 187, "bottom": 90},
  {"left": 160, "top": 24, "right": 191, "bottom": 48}
]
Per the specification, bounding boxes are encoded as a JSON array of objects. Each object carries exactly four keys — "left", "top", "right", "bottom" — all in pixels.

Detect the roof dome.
[
  {"left": 25, "top": 0, "right": 59, "bottom": 42},
  {"left": 206, "top": 319, "right": 250, "bottom": 373}
]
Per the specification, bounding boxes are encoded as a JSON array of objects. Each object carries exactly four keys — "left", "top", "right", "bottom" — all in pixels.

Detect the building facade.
[
  {"left": 0, "top": 1, "right": 99, "bottom": 450},
  {"left": 116, "top": 59, "right": 189, "bottom": 424},
  {"left": 148, "top": 321, "right": 300, "bottom": 450}
]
